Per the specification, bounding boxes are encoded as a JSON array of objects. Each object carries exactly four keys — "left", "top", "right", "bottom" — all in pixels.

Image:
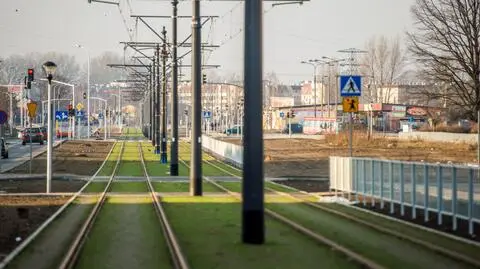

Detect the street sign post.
[
  {"left": 202, "top": 111, "right": 211, "bottom": 118},
  {"left": 26, "top": 102, "right": 38, "bottom": 175},
  {"left": 342, "top": 97, "right": 359, "bottom": 113},
  {"left": 27, "top": 102, "right": 37, "bottom": 118},
  {"left": 339, "top": 75, "right": 362, "bottom": 157},
  {"left": 55, "top": 111, "right": 69, "bottom": 121},
  {"left": 340, "top": 75, "right": 362, "bottom": 97}
]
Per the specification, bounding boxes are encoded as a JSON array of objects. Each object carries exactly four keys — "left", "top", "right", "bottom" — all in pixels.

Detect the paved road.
[{"left": 0, "top": 138, "right": 65, "bottom": 173}]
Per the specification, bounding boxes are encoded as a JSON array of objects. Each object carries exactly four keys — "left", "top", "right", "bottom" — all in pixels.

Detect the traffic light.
[
  {"left": 286, "top": 112, "right": 290, "bottom": 118},
  {"left": 67, "top": 104, "right": 75, "bottom": 117},
  {"left": 202, "top": 74, "right": 207, "bottom": 84},
  {"left": 291, "top": 110, "right": 295, "bottom": 118},
  {"left": 27, "top": 68, "right": 34, "bottom": 82},
  {"left": 83, "top": 92, "right": 87, "bottom": 99},
  {"left": 26, "top": 81, "right": 31, "bottom": 89},
  {"left": 184, "top": 110, "right": 188, "bottom": 115}
]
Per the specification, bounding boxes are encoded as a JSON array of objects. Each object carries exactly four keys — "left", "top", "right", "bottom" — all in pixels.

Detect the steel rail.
[
  {"left": 58, "top": 140, "right": 126, "bottom": 269},
  {"left": 176, "top": 142, "right": 384, "bottom": 269},
  {"left": 0, "top": 139, "right": 119, "bottom": 269},
  {"left": 138, "top": 142, "right": 190, "bottom": 269},
  {"left": 195, "top": 144, "right": 480, "bottom": 268}
]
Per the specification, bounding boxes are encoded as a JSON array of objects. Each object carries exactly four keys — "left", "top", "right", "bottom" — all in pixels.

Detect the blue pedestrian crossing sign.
[
  {"left": 279, "top": 112, "right": 285, "bottom": 118},
  {"left": 340, "top": 75, "right": 362, "bottom": 97},
  {"left": 203, "top": 111, "right": 211, "bottom": 118}
]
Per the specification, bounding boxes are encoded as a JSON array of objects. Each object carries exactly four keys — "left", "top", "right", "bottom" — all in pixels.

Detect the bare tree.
[
  {"left": 361, "top": 35, "right": 406, "bottom": 103},
  {"left": 407, "top": 0, "right": 480, "bottom": 120}
]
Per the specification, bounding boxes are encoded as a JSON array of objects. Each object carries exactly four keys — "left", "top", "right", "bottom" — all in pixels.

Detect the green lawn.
[
  {"left": 142, "top": 142, "right": 189, "bottom": 176},
  {"left": 110, "top": 182, "right": 148, "bottom": 192},
  {"left": 152, "top": 181, "right": 221, "bottom": 192},
  {"left": 162, "top": 196, "right": 358, "bottom": 269},
  {"left": 265, "top": 181, "right": 297, "bottom": 193},
  {"left": 75, "top": 196, "right": 172, "bottom": 269},
  {"left": 265, "top": 196, "right": 470, "bottom": 269},
  {"left": 83, "top": 181, "right": 107, "bottom": 193}
]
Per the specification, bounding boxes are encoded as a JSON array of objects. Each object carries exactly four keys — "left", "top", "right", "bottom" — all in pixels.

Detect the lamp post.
[
  {"left": 301, "top": 59, "right": 323, "bottom": 117},
  {"left": 42, "top": 61, "right": 57, "bottom": 194},
  {"left": 75, "top": 44, "right": 90, "bottom": 138},
  {"left": 322, "top": 56, "right": 346, "bottom": 118}
]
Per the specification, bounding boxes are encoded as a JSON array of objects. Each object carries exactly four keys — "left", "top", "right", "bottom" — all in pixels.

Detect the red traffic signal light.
[
  {"left": 67, "top": 104, "right": 73, "bottom": 110},
  {"left": 27, "top": 68, "right": 34, "bottom": 82}
]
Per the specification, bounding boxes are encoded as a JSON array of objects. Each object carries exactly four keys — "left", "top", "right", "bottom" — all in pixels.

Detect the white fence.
[
  {"left": 330, "top": 156, "right": 480, "bottom": 235},
  {"left": 201, "top": 135, "right": 243, "bottom": 168}
]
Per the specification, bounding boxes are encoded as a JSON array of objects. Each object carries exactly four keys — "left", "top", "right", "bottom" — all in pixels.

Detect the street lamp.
[
  {"left": 301, "top": 59, "right": 324, "bottom": 117},
  {"left": 75, "top": 44, "right": 90, "bottom": 138},
  {"left": 322, "top": 56, "right": 346, "bottom": 118},
  {"left": 42, "top": 61, "right": 57, "bottom": 194}
]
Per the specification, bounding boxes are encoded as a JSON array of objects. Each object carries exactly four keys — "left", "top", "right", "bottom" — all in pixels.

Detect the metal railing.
[{"left": 330, "top": 156, "right": 480, "bottom": 235}]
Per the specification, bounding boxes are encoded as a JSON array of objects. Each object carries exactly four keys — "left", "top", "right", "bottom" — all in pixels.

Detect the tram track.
[
  {"left": 177, "top": 142, "right": 384, "bottom": 269},
  {"left": 179, "top": 141, "right": 480, "bottom": 269},
  {"left": 60, "top": 139, "right": 189, "bottom": 269}
]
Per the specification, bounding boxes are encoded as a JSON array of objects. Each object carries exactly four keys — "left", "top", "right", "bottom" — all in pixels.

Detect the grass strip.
[
  {"left": 75, "top": 196, "right": 172, "bottom": 269},
  {"left": 265, "top": 196, "right": 472, "bottom": 269},
  {"left": 321, "top": 203, "right": 480, "bottom": 258},
  {"left": 110, "top": 182, "right": 148, "bottom": 192},
  {"left": 153, "top": 181, "right": 221, "bottom": 192},
  {"left": 162, "top": 196, "right": 358, "bottom": 269},
  {"left": 83, "top": 182, "right": 107, "bottom": 193}
]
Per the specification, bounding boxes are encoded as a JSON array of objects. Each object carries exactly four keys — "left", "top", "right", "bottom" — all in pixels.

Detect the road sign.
[
  {"left": 202, "top": 111, "right": 211, "bottom": 118},
  {"left": 0, "top": 110, "right": 8, "bottom": 125},
  {"left": 340, "top": 75, "right": 362, "bottom": 96},
  {"left": 342, "top": 97, "right": 359, "bottom": 113},
  {"left": 279, "top": 112, "right": 285, "bottom": 118},
  {"left": 98, "top": 113, "right": 104, "bottom": 119},
  {"left": 76, "top": 110, "right": 85, "bottom": 117},
  {"left": 76, "top": 103, "right": 84, "bottom": 111},
  {"left": 27, "top": 102, "right": 37, "bottom": 118},
  {"left": 55, "top": 111, "right": 69, "bottom": 121}
]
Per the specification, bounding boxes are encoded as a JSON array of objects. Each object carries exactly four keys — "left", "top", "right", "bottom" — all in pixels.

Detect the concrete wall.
[
  {"left": 201, "top": 135, "right": 243, "bottom": 168},
  {"left": 398, "top": 131, "right": 477, "bottom": 144}
]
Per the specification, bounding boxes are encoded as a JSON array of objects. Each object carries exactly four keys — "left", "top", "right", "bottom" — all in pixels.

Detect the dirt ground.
[
  {"left": 9, "top": 140, "right": 114, "bottom": 175},
  {"left": 0, "top": 179, "right": 86, "bottom": 193},
  {"left": 222, "top": 133, "right": 478, "bottom": 179},
  {"left": 0, "top": 195, "right": 71, "bottom": 258}
]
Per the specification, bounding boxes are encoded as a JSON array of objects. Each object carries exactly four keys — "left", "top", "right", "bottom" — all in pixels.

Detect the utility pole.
[
  {"left": 150, "top": 63, "right": 154, "bottom": 140},
  {"left": 155, "top": 45, "right": 161, "bottom": 154},
  {"left": 170, "top": 0, "right": 179, "bottom": 175},
  {"left": 191, "top": 0, "right": 202, "bottom": 196},
  {"left": 243, "top": 0, "right": 264, "bottom": 244},
  {"left": 152, "top": 60, "right": 156, "bottom": 146},
  {"left": 161, "top": 27, "right": 168, "bottom": 163}
]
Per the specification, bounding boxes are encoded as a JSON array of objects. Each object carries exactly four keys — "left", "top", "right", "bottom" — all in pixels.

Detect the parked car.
[
  {"left": 39, "top": 126, "right": 48, "bottom": 140},
  {"left": 1, "top": 138, "right": 8, "bottom": 159},
  {"left": 281, "top": 123, "right": 303, "bottom": 134},
  {"left": 224, "top": 125, "right": 242, "bottom": 135},
  {"left": 21, "top": 127, "right": 44, "bottom": 145}
]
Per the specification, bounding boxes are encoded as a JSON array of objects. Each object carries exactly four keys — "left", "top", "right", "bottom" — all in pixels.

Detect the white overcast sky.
[{"left": 0, "top": 0, "right": 416, "bottom": 84}]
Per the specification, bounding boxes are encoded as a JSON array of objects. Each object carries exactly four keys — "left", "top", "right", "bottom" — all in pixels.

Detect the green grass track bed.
[
  {"left": 75, "top": 196, "right": 172, "bottom": 269},
  {"left": 265, "top": 196, "right": 475, "bottom": 269},
  {"left": 163, "top": 196, "right": 358, "bottom": 269},
  {"left": 83, "top": 181, "right": 107, "bottom": 193},
  {"left": 153, "top": 181, "right": 221, "bottom": 192},
  {"left": 322, "top": 203, "right": 480, "bottom": 259},
  {"left": 110, "top": 182, "right": 148, "bottom": 192}
]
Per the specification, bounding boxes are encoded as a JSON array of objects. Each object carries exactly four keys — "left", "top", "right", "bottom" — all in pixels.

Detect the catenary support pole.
[
  {"left": 155, "top": 45, "right": 161, "bottom": 153},
  {"left": 242, "top": 0, "right": 265, "bottom": 244},
  {"left": 161, "top": 27, "right": 168, "bottom": 163},
  {"left": 170, "top": 0, "right": 179, "bottom": 175},
  {"left": 190, "top": 0, "right": 202, "bottom": 196}
]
